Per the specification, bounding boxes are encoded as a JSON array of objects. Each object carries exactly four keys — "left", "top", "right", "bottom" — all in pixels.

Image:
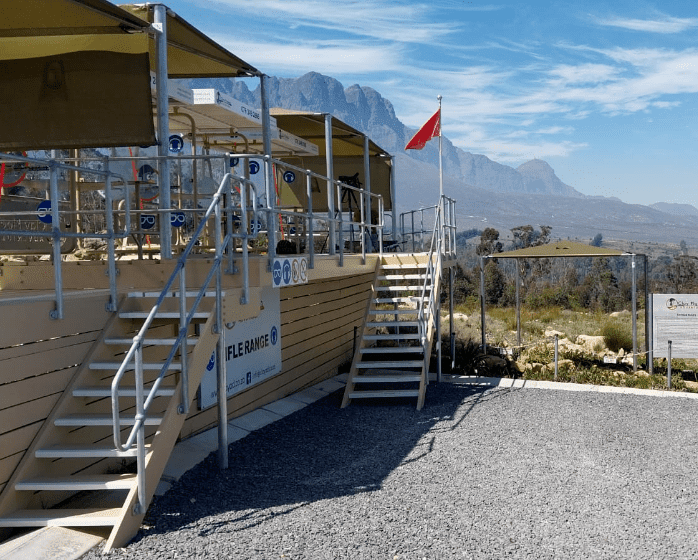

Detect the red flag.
[{"left": 405, "top": 108, "right": 441, "bottom": 150}]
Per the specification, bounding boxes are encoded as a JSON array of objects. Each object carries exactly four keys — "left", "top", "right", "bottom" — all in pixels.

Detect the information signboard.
[
  {"left": 199, "top": 286, "right": 282, "bottom": 409},
  {"left": 653, "top": 293, "right": 698, "bottom": 358},
  {"left": 272, "top": 256, "right": 308, "bottom": 288}
]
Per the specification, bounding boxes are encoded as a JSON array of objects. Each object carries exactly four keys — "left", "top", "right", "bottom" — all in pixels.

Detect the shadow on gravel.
[{"left": 133, "top": 383, "right": 503, "bottom": 543}]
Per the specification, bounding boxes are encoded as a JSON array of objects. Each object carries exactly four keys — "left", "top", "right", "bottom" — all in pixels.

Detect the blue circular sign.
[
  {"left": 270, "top": 326, "right": 278, "bottom": 346},
  {"left": 230, "top": 157, "right": 240, "bottom": 167},
  {"left": 283, "top": 171, "right": 296, "bottom": 183},
  {"left": 138, "top": 164, "right": 156, "bottom": 182},
  {"left": 250, "top": 219, "right": 262, "bottom": 234},
  {"left": 170, "top": 211, "right": 186, "bottom": 228},
  {"left": 282, "top": 260, "right": 291, "bottom": 284},
  {"left": 272, "top": 259, "right": 282, "bottom": 286},
  {"left": 206, "top": 352, "right": 215, "bottom": 371},
  {"left": 168, "top": 134, "right": 184, "bottom": 153},
  {"left": 249, "top": 161, "right": 260, "bottom": 175},
  {"left": 36, "top": 200, "right": 53, "bottom": 224},
  {"left": 140, "top": 214, "right": 156, "bottom": 230}
]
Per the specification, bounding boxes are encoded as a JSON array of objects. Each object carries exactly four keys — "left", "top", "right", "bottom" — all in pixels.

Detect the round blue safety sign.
[
  {"left": 170, "top": 211, "right": 186, "bottom": 227},
  {"left": 230, "top": 157, "right": 240, "bottom": 167},
  {"left": 272, "top": 259, "right": 282, "bottom": 286},
  {"left": 140, "top": 214, "right": 156, "bottom": 230},
  {"left": 168, "top": 134, "right": 184, "bottom": 153},
  {"left": 249, "top": 161, "right": 260, "bottom": 175},
  {"left": 283, "top": 171, "right": 296, "bottom": 183},
  {"left": 36, "top": 200, "right": 52, "bottom": 224},
  {"left": 206, "top": 352, "right": 215, "bottom": 371},
  {"left": 250, "top": 219, "right": 262, "bottom": 234},
  {"left": 138, "top": 164, "right": 157, "bottom": 182},
  {"left": 282, "top": 259, "right": 291, "bottom": 285},
  {"left": 270, "top": 326, "right": 278, "bottom": 345}
]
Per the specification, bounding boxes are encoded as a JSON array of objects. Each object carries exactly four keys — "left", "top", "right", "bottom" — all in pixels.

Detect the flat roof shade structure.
[
  {"left": 492, "top": 241, "right": 626, "bottom": 259},
  {"left": 271, "top": 110, "right": 394, "bottom": 212},
  {"left": 119, "top": 4, "right": 259, "bottom": 78}
]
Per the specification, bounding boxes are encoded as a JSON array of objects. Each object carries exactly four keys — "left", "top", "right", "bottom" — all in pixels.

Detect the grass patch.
[{"left": 601, "top": 320, "right": 633, "bottom": 352}]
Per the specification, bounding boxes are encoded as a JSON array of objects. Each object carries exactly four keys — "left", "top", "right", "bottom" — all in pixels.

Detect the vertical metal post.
[
  {"left": 260, "top": 75, "right": 276, "bottom": 263},
  {"left": 104, "top": 159, "right": 117, "bottom": 312},
  {"left": 645, "top": 294, "right": 654, "bottom": 374},
  {"left": 632, "top": 255, "right": 637, "bottom": 372},
  {"left": 644, "top": 255, "right": 650, "bottom": 370},
  {"left": 324, "top": 114, "right": 335, "bottom": 255},
  {"left": 514, "top": 259, "right": 521, "bottom": 347},
  {"left": 554, "top": 334, "right": 559, "bottom": 381},
  {"left": 480, "top": 256, "right": 486, "bottom": 352},
  {"left": 336, "top": 183, "right": 344, "bottom": 267},
  {"left": 153, "top": 4, "right": 172, "bottom": 259},
  {"left": 178, "top": 269, "right": 189, "bottom": 415},
  {"left": 49, "top": 161, "right": 64, "bottom": 320},
  {"left": 390, "top": 156, "right": 397, "bottom": 241},
  {"left": 449, "top": 266, "right": 455, "bottom": 371},
  {"left": 240, "top": 181, "right": 249, "bottom": 305},
  {"left": 306, "top": 172, "right": 314, "bottom": 269},
  {"left": 667, "top": 340, "right": 672, "bottom": 389},
  {"left": 363, "top": 135, "right": 371, "bottom": 252},
  {"left": 134, "top": 341, "right": 146, "bottom": 514},
  {"left": 436, "top": 292, "right": 441, "bottom": 383}
]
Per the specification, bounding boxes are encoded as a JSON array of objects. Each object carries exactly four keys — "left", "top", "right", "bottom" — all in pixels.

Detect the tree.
[
  {"left": 483, "top": 260, "right": 505, "bottom": 305},
  {"left": 680, "top": 240, "right": 688, "bottom": 255},
  {"left": 591, "top": 233, "right": 603, "bottom": 247},
  {"left": 476, "top": 227, "right": 502, "bottom": 256}
]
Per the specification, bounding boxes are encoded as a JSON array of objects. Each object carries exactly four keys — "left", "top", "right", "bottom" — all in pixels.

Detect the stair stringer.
[
  {"left": 0, "top": 297, "right": 125, "bottom": 539},
  {"left": 103, "top": 309, "right": 220, "bottom": 551},
  {"left": 340, "top": 259, "right": 382, "bottom": 408}
]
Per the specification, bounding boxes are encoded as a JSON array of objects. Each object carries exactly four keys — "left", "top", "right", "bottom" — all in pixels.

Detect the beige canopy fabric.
[
  {"left": 270, "top": 110, "right": 394, "bottom": 212},
  {"left": 119, "top": 4, "right": 259, "bottom": 78},
  {"left": 0, "top": 1, "right": 155, "bottom": 150},
  {"left": 492, "top": 241, "right": 626, "bottom": 259}
]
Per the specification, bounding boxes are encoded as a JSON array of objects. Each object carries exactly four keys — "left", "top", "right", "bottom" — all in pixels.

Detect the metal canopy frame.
[{"left": 479, "top": 241, "right": 649, "bottom": 372}]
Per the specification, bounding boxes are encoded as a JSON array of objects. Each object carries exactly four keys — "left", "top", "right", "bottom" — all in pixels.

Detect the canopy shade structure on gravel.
[{"left": 479, "top": 241, "right": 648, "bottom": 372}]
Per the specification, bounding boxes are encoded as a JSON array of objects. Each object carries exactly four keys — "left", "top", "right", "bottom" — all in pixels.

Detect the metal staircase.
[
  {"left": 0, "top": 174, "right": 248, "bottom": 551},
  {"left": 341, "top": 252, "right": 441, "bottom": 410}
]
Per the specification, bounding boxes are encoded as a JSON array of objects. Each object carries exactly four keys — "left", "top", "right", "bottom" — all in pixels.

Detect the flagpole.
[{"left": 438, "top": 95, "right": 443, "bottom": 201}]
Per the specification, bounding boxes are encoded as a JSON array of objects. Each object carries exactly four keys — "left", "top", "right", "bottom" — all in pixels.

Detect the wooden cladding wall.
[
  {"left": 180, "top": 270, "right": 376, "bottom": 438},
  {"left": 0, "top": 293, "right": 112, "bottom": 496}
]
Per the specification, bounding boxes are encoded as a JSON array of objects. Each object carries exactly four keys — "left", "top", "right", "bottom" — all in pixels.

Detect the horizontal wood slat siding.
[
  {"left": 180, "top": 271, "right": 375, "bottom": 439},
  {"left": 0, "top": 295, "right": 110, "bottom": 493}
]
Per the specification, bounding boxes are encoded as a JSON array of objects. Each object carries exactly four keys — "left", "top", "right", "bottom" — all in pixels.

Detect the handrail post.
[
  {"left": 104, "top": 158, "right": 118, "bottom": 312},
  {"left": 306, "top": 171, "right": 314, "bottom": 269},
  {"left": 240, "top": 180, "right": 249, "bottom": 304},
  {"left": 336, "top": 182, "right": 344, "bottom": 266},
  {"left": 667, "top": 340, "right": 672, "bottom": 389},
  {"left": 49, "top": 161, "right": 64, "bottom": 319},
  {"left": 215, "top": 194, "right": 227, "bottom": 469},
  {"left": 178, "top": 267, "right": 189, "bottom": 415},
  {"left": 134, "top": 339, "right": 146, "bottom": 514}
]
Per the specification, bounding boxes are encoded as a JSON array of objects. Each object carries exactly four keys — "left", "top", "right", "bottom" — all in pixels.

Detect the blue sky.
[{"left": 162, "top": 0, "right": 698, "bottom": 207}]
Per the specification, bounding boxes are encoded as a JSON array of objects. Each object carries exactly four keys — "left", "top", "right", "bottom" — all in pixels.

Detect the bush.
[{"left": 601, "top": 320, "right": 633, "bottom": 352}]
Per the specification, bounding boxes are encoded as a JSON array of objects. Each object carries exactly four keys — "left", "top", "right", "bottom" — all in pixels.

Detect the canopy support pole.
[
  {"left": 631, "top": 254, "right": 637, "bottom": 372},
  {"left": 154, "top": 4, "right": 172, "bottom": 259},
  {"left": 516, "top": 258, "right": 521, "bottom": 347},
  {"left": 480, "top": 256, "right": 486, "bottom": 353}
]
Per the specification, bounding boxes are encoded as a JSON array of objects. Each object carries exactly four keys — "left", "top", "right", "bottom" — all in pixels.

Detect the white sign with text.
[
  {"left": 199, "top": 286, "right": 282, "bottom": 409},
  {"left": 653, "top": 293, "right": 698, "bottom": 358}
]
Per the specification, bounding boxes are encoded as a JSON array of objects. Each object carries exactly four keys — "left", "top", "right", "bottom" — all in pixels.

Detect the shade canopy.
[
  {"left": 120, "top": 4, "right": 259, "bottom": 78},
  {"left": 271, "top": 110, "right": 394, "bottom": 212},
  {"left": 491, "top": 241, "right": 627, "bottom": 259}
]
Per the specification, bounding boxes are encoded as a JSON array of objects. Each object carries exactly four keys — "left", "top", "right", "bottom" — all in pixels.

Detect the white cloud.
[{"left": 595, "top": 15, "right": 698, "bottom": 34}]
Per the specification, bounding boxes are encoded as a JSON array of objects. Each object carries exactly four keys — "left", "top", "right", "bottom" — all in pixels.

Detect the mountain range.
[{"left": 189, "top": 72, "right": 698, "bottom": 246}]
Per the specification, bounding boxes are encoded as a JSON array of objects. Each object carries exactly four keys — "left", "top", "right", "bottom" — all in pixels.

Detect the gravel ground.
[{"left": 84, "top": 384, "right": 698, "bottom": 560}]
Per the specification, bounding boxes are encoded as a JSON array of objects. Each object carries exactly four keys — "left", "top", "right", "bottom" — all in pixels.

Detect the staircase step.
[
  {"left": 364, "top": 333, "right": 421, "bottom": 340},
  {"left": 356, "top": 361, "right": 424, "bottom": 369},
  {"left": 348, "top": 390, "right": 420, "bottom": 399},
  {"left": 369, "top": 308, "right": 421, "bottom": 314},
  {"left": 105, "top": 337, "right": 198, "bottom": 346},
  {"left": 381, "top": 263, "right": 428, "bottom": 269},
  {"left": 366, "top": 321, "right": 419, "bottom": 329},
  {"left": 73, "top": 386, "right": 176, "bottom": 398},
  {"left": 0, "top": 508, "right": 122, "bottom": 527},
  {"left": 378, "top": 274, "right": 428, "bottom": 281},
  {"left": 128, "top": 290, "right": 219, "bottom": 298},
  {"left": 16, "top": 475, "right": 136, "bottom": 491},
  {"left": 353, "top": 375, "right": 423, "bottom": 383},
  {"left": 89, "top": 362, "right": 182, "bottom": 371},
  {"left": 119, "top": 311, "right": 210, "bottom": 320},
  {"left": 376, "top": 285, "right": 431, "bottom": 292},
  {"left": 373, "top": 298, "right": 422, "bottom": 304},
  {"left": 361, "top": 347, "right": 424, "bottom": 354},
  {"left": 35, "top": 444, "right": 146, "bottom": 459},
  {"left": 55, "top": 414, "right": 163, "bottom": 427}
]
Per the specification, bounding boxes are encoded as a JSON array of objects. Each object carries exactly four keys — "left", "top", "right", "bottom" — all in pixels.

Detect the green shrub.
[{"left": 601, "top": 320, "right": 633, "bottom": 352}]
